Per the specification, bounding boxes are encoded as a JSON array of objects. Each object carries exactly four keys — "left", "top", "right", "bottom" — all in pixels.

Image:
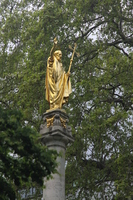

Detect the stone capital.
[{"left": 40, "top": 109, "right": 74, "bottom": 146}]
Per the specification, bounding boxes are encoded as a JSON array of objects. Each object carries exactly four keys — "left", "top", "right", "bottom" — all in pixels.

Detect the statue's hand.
[
  {"left": 48, "top": 57, "right": 54, "bottom": 67},
  {"left": 66, "top": 71, "right": 71, "bottom": 77},
  {"left": 54, "top": 37, "right": 58, "bottom": 45}
]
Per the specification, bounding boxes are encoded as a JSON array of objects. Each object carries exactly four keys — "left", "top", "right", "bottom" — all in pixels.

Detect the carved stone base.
[{"left": 40, "top": 109, "right": 74, "bottom": 200}]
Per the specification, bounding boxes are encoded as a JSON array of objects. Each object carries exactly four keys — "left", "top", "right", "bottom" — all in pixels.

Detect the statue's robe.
[{"left": 45, "top": 56, "right": 72, "bottom": 109}]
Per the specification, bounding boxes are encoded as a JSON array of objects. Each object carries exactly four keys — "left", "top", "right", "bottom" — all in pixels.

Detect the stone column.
[{"left": 40, "top": 109, "right": 74, "bottom": 200}]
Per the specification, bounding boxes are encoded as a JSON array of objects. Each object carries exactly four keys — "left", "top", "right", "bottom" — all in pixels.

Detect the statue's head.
[{"left": 54, "top": 50, "right": 62, "bottom": 62}]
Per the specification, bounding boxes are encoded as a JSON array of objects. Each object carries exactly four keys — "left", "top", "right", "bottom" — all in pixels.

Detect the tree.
[
  {"left": 0, "top": 0, "right": 133, "bottom": 199},
  {"left": 64, "top": 0, "right": 133, "bottom": 199},
  {"left": 0, "top": 106, "right": 57, "bottom": 200}
]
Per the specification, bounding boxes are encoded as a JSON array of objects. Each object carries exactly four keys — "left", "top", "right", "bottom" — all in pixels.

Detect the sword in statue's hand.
[{"left": 68, "top": 43, "right": 80, "bottom": 74}]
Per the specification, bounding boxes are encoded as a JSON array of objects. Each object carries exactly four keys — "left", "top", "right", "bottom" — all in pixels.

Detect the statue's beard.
[{"left": 55, "top": 56, "right": 62, "bottom": 62}]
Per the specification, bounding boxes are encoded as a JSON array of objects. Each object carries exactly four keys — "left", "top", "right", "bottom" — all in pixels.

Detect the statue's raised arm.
[
  {"left": 50, "top": 38, "right": 58, "bottom": 58},
  {"left": 45, "top": 38, "right": 72, "bottom": 110}
]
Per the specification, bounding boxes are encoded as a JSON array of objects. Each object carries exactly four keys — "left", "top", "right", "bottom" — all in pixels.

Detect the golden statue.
[{"left": 45, "top": 38, "right": 73, "bottom": 110}]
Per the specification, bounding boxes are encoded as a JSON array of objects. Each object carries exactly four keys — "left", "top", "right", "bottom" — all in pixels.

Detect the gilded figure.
[{"left": 45, "top": 38, "right": 72, "bottom": 109}]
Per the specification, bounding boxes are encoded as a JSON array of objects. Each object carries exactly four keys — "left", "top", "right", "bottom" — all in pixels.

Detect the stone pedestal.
[{"left": 40, "top": 109, "right": 74, "bottom": 200}]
